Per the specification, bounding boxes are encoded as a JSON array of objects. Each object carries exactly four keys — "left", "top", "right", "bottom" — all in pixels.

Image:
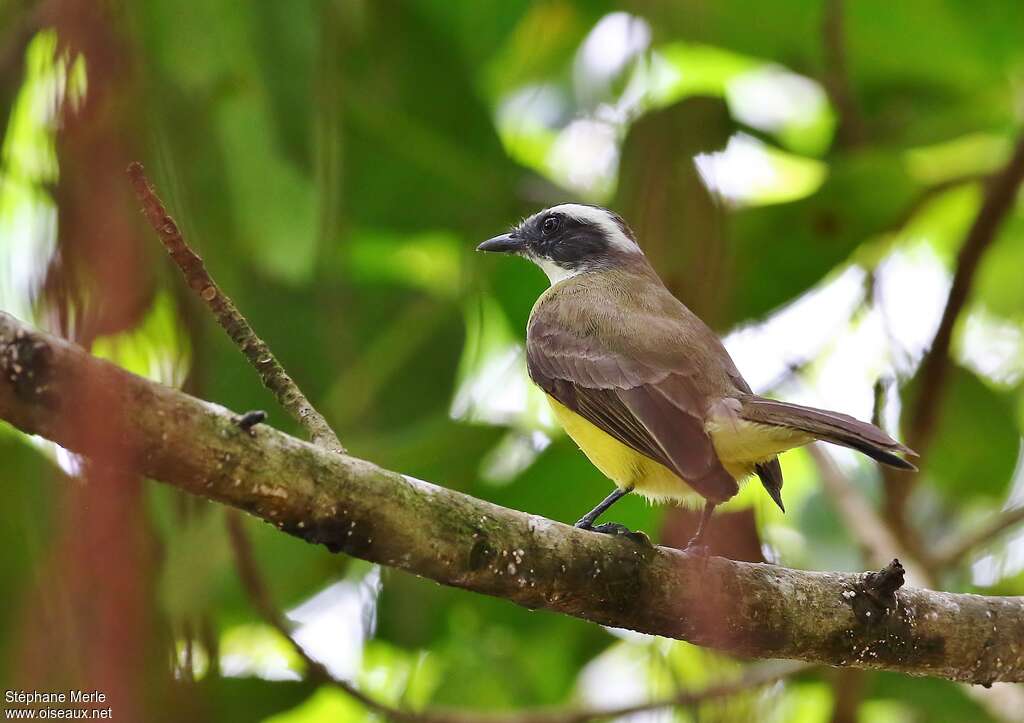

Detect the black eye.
[{"left": 541, "top": 215, "right": 559, "bottom": 235}]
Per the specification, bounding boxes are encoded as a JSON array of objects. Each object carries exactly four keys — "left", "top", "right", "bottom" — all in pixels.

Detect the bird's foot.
[
  {"left": 681, "top": 539, "right": 710, "bottom": 557},
  {"left": 578, "top": 521, "right": 652, "bottom": 546}
]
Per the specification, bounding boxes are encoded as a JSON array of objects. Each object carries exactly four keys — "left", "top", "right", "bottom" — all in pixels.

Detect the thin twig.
[
  {"left": 225, "top": 510, "right": 421, "bottom": 722},
  {"left": 886, "top": 174, "right": 986, "bottom": 234},
  {"left": 829, "top": 668, "right": 867, "bottom": 723},
  {"left": 807, "top": 376, "right": 900, "bottom": 571},
  {"left": 126, "top": 162, "right": 344, "bottom": 455},
  {"left": 487, "top": 661, "right": 810, "bottom": 723},
  {"left": 821, "top": 0, "right": 865, "bottom": 147},
  {"left": 931, "top": 505, "right": 1024, "bottom": 570},
  {"left": 825, "top": 380, "right": 888, "bottom": 722},
  {"left": 906, "top": 135, "right": 1024, "bottom": 457},
  {"left": 885, "top": 134, "right": 1024, "bottom": 537},
  {"left": 871, "top": 378, "right": 886, "bottom": 429},
  {"left": 227, "top": 508, "right": 805, "bottom": 723},
  {"left": 808, "top": 445, "right": 932, "bottom": 587}
]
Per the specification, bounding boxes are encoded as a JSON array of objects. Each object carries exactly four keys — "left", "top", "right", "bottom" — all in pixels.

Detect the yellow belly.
[{"left": 547, "top": 395, "right": 704, "bottom": 506}]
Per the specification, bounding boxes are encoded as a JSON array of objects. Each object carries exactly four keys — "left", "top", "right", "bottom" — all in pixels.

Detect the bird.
[{"left": 477, "top": 203, "right": 916, "bottom": 549}]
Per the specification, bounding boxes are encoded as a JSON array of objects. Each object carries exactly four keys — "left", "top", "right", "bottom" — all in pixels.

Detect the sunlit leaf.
[
  {"left": 729, "top": 151, "right": 919, "bottom": 322},
  {"left": 904, "top": 133, "right": 1012, "bottom": 186},
  {"left": 695, "top": 133, "right": 827, "bottom": 207},
  {"left": 92, "top": 291, "right": 191, "bottom": 386},
  {"left": 914, "top": 366, "right": 1020, "bottom": 501},
  {"left": 0, "top": 30, "right": 82, "bottom": 322},
  {"left": 216, "top": 93, "right": 318, "bottom": 284},
  {"left": 974, "top": 212, "right": 1024, "bottom": 321},
  {"left": 198, "top": 677, "right": 315, "bottom": 723},
  {"left": 347, "top": 230, "right": 464, "bottom": 299},
  {"left": 451, "top": 293, "right": 554, "bottom": 432},
  {"left": 220, "top": 623, "right": 304, "bottom": 682},
  {"left": 262, "top": 687, "right": 367, "bottom": 723},
  {"left": 358, "top": 640, "right": 441, "bottom": 709}
]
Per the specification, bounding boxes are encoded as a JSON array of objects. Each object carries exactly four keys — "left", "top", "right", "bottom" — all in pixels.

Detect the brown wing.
[{"left": 527, "top": 318, "right": 738, "bottom": 503}]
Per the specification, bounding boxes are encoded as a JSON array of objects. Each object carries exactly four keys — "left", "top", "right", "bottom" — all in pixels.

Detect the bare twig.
[
  {"left": 821, "top": 0, "right": 865, "bottom": 146},
  {"left": 886, "top": 174, "right": 986, "bottom": 234},
  {"left": 126, "top": 162, "right": 344, "bottom": 455},
  {"left": 819, "top": 383, "right": 896, "bottom": 722},
  {"left": 224, "top": 510, "right": 423, "bottom": 722},
  {"left": 931, "top": 505, "right": 1024, "bottom": 570},
  {"left": 489, "top": 661, "right": 810, "bottom": 723},
  {"left": 871, "top": 378, "right": 887, "bottom": 428},
  {"left": 227, "top": 511, "right": 809, "bottom": 723},
  {"left": 905, "top": 135, "right": 1024, "bottom": 457},
  {"left": 885, "top": 134, "right": 1024, "bottom": 537},
  {"left": 830, "top": 668, "right": 866, "bottom": 723},
  {"left": 808, "top": 445, "right": 932, "bottom": 587}
]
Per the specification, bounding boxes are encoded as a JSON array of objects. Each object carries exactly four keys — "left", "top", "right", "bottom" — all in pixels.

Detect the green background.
[{"left": 1, "top": 1, "right": 1023, "bottom": 720}]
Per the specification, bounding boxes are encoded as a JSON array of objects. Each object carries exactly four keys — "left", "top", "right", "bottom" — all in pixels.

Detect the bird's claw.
[
  {"left": 681, "top": 540, "right": 710, "bottom": 557},
  {"left": 587, "top": 522, "right": 652, "bottom": 546}
]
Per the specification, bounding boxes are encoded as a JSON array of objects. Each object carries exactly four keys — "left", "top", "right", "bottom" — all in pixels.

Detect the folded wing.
[{"left": 527, "top": 319, "right": 738, "bottom": 503}]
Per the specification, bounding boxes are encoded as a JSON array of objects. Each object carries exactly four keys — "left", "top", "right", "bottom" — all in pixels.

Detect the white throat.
[{"left": 533, "top": 256, "right": 582, "bottom": 285}]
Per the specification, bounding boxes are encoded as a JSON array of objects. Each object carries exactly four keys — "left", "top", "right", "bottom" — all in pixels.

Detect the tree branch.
[
  {"left": 229, "top": 511, "right": 807, "bottom": 723},
  {"left": 931, "top": 505, "right": 1024, "bottom": 571},
  {"left": 821, "top": 0, "right": 865, "bottom": 147},
  {"left": 223, "top": 510, "right": 422, "bottom": 721},
  {"left": 127, "top": 164, "right": 810, "bottom": 722},
  {"left": 489, "top": 660, "right": 810, "bottom": 723},
  {"left": 2, "top": 312, "right": 1022, "bottom": 685},
  {"left": 808, "top": 445, "right": 932, "bottom": 587},
  {"left": 884, "top": 133, "right": 1024, "bottom": 541},
  {"left": 809, "top": 379, "right": 932, "bottom": 586},
  {"left": 126, "top": 162, "right": 344, "bottom": 455},
  {"left": 905, "top": 135, "right": 1024, "bottom": 457}
]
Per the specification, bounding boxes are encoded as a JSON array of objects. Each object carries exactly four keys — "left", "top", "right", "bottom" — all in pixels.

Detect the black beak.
[{"left": 476, "top": 233, "right": 525, "bottom": 254}]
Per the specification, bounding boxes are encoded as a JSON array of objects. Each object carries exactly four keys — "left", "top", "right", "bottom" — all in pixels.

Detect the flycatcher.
[{"left": 477, "top": 204, "right": 915, "bottom": 548}]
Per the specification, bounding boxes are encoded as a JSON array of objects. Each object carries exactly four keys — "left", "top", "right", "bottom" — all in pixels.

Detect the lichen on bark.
[{"left": 1, "top": 310, "right": 1023, "bottom": 685}]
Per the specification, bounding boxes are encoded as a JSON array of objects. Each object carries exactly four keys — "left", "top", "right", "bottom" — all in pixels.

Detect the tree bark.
[{"left": 1, "top": 311, "right": 1022, "bottom": 685}]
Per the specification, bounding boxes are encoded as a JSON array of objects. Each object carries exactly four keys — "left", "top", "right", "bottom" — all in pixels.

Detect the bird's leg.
[
  {"left": 574, "top": 486, "right": 632, "bottom": 529},
  {"left": 574, "top": 486, "right": 651, "bottom": 545},
  {"left": 683, "top": 500, "right": 717, "bottom": 555}
]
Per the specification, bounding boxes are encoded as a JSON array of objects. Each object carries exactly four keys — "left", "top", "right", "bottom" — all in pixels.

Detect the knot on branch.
[
  {"left": 1, "top": 328, "right": 55, "bottom": 406},
  {"left": 846, "top": 559, "right": 906, "bottom": 623},
  {"left": 235, "top": 410, "right": 267, "bottom": 436}
]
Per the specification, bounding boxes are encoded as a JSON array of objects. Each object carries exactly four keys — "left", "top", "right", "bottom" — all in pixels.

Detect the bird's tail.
[{"left": 739, "top": 396, "right": 918, "bottom": 470}]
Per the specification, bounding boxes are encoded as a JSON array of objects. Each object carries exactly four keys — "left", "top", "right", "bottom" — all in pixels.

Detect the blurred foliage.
[{"left": 1, "top": 1, "right": 1024, "bottom": 721}]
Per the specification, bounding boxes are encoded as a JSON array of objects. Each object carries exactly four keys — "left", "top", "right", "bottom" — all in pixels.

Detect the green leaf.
[
  {"left": 975, "top": 212, "right": 1024, "bottom": 321},
  {"left": 730, "top": 151, "right": 919, "bottom": 322},
  {"left": 869, "top": 672, "right": 996, "bottom": 723},
  {"left": 158, "top": 507, "right": 233, "bottom": 618},
  {"left": 199, "top": 677, "right": 317, "bottom": 723},
  {"left": 0, "top": 434, "right": 61, "bottom": 684},
  {"left": 262, "top": 687, "right": 368, "bottom": 723},
  {"left": 912, "top": 365, "right": 1020, "bottom": 501},
  {"left": 346, "top": 229, "right": 465, "bottom": 300},
  {"left": 91, "top": 291, "right": 191, "bottom": 386},
  {"left": 215, "top": 93, "right": 318, "bottom": 284}
]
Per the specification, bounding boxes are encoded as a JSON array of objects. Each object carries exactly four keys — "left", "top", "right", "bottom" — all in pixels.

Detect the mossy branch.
[{"left": 2, "top": 311, "right": 1022, "bottom": 686}]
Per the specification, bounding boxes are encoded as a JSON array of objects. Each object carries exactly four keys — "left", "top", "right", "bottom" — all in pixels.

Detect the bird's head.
[{"left": 477, "top": 204, "right": 641, "bottom": 284}]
